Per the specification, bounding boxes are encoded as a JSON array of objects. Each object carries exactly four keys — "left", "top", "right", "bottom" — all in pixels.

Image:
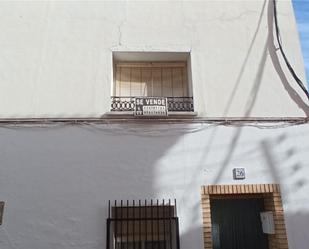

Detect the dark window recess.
[
  {"left": 106, "top": 199, "right": 180, "bottom": 249},
  {"left": 211, "top": 198, "right": 268, "bottom": 249}
]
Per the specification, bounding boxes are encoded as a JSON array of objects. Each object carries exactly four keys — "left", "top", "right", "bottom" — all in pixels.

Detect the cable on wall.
[
  {"left": 273, "top": 0, "right": 309, "bottom": 101},
  {"left": 0, "top": 118, "right": 308, "bottom": 135}
]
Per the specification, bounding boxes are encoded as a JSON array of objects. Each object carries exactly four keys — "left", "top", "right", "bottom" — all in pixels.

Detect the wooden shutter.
[{"left": 115, "top": 62, "right": 188, "bottom": 97}]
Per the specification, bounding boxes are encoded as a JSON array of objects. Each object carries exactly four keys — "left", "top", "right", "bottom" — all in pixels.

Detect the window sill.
[{"left": 104, "top": 111, "right": 198, "bottom": 118}]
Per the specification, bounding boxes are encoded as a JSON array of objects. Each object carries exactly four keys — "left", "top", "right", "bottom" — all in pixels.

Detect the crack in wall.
[{"left": 117, "top": 1, "right": 128, "bottom": 46}]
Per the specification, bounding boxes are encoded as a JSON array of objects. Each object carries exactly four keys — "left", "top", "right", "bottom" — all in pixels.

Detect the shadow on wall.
[
  {"left": 206, "top": 0, "right": 272, "bottom": 185},
  {"left": 1, "top": 124, "right": 309, "bottom": 249},
  {"left": 260, "top": 133, "right": 309, "bottom": 249},
  {"left": 1, "top": 2, "right": 309, "bottom": 249},
  {"left": 223, "top": 0, "right": 268, "bottom": 117},
  {"left": 224, "top": 0, "right": 309, "bottom": 117},
  {"left": 211, "top": 0, "right": 308, "bottom": 185},
  {"left": 0, "top": 124, "right": 206, "bottom": 249},
  {"left": 267, "top": 0, "right": 309, "bottom": 116},
  {"left": 180, "top": 225, "right": 203, "bottom": 249},
  {"left": 286, "top": 212, "right": 309, "bottom": 249}
]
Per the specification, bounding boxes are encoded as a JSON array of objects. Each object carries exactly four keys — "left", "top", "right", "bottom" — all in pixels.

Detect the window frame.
[
  {"left": 106, "top": 200, "right": 180, "bottom": 249},
  {"left": 108, "top": 52, "right": 196, "bottom": 117},
  {"left": 114, "top": 61, "right": 189, "bottom": 98}
]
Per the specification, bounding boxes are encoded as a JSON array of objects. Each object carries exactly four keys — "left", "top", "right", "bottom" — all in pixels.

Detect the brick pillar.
[{"left": 201, "top": 188, "right": 212, "bottom": 249}]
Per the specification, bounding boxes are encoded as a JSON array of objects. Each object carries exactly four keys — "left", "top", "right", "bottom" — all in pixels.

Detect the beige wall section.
[
  {"left": 0, "top": 0, "right": 307, "bottom": 118},
  {"left": 201, "top": 184, "right": 289, "bottom": 249}
]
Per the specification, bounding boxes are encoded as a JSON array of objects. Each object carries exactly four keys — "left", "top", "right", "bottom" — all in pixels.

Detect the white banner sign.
[{"left": 135, "top": 97, "right": 168, "bottom": 116}]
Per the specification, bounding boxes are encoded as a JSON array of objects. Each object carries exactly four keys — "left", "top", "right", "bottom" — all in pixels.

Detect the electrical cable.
[
  {"left": 273, "top": 0, "right": 309, "bottom": 101},
  {"left": 0, "top": 119, "right": 307, "bottom": 134},
  {"left": 0, "top": 1, "right": 308, "bottom": 129}
]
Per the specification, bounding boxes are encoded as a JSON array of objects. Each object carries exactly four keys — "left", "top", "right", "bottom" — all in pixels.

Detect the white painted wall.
[
  {"left": 0, "top": 0, "right": 307, "bottom": 118},
  {"left": 1, "top": 1, "right": 308, "bottom": 249},
  {"left": 0, "top": 123, "right": 309, "bottom": 249}
]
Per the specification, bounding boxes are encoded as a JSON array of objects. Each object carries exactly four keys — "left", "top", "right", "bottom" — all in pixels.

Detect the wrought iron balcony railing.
[{"left": 111, "top": 96, "right": 194, "bottom": 112}]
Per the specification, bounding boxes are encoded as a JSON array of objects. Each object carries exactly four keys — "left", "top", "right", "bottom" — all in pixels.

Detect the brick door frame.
[{"left": 201, "top": 184, "right": 289, "bottom": 249}]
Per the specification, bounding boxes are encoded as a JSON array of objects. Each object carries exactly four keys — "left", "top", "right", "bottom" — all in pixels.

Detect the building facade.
[{"left": 0, "top": 1, "right": 308, "bottom": 249}]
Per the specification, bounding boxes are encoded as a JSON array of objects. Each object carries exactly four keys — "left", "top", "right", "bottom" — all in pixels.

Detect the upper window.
[
  {"left": 114, "top": 62, "right": 188, "bottom": 98},
  {"left": 106, "top": 199, "right": 180, "bottom": 249},
  {"left": 111, "top": 52, "right": 194, "bottom": 115}
]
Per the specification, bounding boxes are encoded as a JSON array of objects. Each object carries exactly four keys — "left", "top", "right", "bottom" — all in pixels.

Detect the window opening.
[
  {"left": 114, "top": 62, "right": 188, "bottom": 98},
  {"left": 111, "top": 61, "right": 194, "bottom": 113},
  {"left": 106, "top": 199, "right": 180, "bottom": 249}
]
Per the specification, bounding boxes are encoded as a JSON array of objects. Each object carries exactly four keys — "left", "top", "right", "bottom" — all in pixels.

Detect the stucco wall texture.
[
  {"left": 0, "top": 0, "right": 307, "bottom": 118},
  {"left": 0, "top": 123, "right": 309, "bottom": 249},
  {"left": 1, "top": 1, "right": 309, "bottom": 249}
]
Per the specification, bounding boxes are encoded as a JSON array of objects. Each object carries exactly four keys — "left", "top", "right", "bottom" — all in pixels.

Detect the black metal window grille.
[
  {"left": 106, "top": 199, "right": 180, "bottom": 249},
  {"left": 110, "top": 96, "right": 194, "bottom": 112}
]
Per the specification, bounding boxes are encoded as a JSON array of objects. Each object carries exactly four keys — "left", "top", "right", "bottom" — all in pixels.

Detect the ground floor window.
[{"left": 107, "top": 199, "right": 180, "bottom": 249}]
